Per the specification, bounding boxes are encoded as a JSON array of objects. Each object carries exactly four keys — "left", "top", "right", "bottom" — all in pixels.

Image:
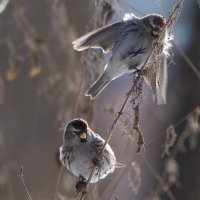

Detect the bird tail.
[
  {"left": 154, "top": 54, "right": 168, "bottom": 105},
  {"left": 85, "top": 73, "right": 110, "bottom": 100}
]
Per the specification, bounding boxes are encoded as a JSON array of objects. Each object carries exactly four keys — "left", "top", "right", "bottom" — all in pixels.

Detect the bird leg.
[
  {"left": 92, "top": 157, "right": 101, "bottom": 166},
  {"left": 76, "top": 175, "right": 87, "bottom": 193}
]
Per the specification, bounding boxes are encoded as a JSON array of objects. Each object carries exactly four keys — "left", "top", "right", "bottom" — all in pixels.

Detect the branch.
[
  {"left": 141, "top": 155, "right": 176, "bottom": 200},
  {"left": 18, "top": 166, "right": 33, "bottom": 200},
  {"left": 173, "top": 41, "right": 200, "bottom": 80}
]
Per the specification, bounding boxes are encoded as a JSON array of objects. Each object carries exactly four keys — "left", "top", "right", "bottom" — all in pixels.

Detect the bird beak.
[{"left": 79, "top": 132, "right": 87, "bottom": 139}]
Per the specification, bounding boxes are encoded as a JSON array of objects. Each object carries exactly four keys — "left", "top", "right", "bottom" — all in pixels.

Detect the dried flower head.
[
  {"left": 128, "top": 161, "right": 142, "bottom": 195},
  {"left": 117, "top": 113, "right": 134, "bottom": 137},
  {"left": 162, "top": 125, "right": 178, "bottom": 158},
  {"left": 5, "top": 56, "right": 21, "bottom": 81},
  {"left": 178, "top": 108, "right": 200, "bottom": 153},
  {"left": 130, "top": 76, "right": 144, "bottom": 109},
  {"left": 29, "top": 50, "right": 42, "bottom": 78},
  {"left": 165, "top": 158, "right": 179, "bottom": 185}
]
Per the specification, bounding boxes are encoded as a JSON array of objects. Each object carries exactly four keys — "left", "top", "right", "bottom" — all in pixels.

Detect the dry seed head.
[
  {"left": 128, "top": 161, "right": 141, "bottom": 194},
  {"left": 162, "top": 125, "right": 177, "bottom": 158},
  {"left": 165, "top": 158, "right": 179, "bottom": 175}
]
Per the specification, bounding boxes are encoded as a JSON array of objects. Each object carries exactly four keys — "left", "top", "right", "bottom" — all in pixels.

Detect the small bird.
[
  {"left": 72, "top": 13, "right": 172, "bottom": 104},
  {"left": 59, "top": 118, "right": 116, "bottom": 191}
]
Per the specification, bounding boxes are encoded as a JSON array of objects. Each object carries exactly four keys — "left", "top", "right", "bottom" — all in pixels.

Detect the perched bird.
[
  {"left": 59, "top": 118, "right": 116, "bottom": 191},
  {"left": 72, "top": 13, "right": 172, "bottom": 104}
]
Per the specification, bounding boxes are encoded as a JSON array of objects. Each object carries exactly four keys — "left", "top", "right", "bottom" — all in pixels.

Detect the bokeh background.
[{"left": 0, "top": 0, "right": 200, "bottom": 200}]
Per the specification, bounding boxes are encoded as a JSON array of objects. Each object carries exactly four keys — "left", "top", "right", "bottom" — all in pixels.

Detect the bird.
[
  {"left": 59, "top": 118, "right": 116, "bottom": 192},
  {"left": 72, "top": 13, "right": 172, "bottom": 104}
]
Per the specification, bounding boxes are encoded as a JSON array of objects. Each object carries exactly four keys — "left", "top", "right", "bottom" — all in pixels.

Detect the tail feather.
[
  {"left": 85, "top": 73, "right": 110, "bottom": 100},
  {"left": 155, "top": 54, "right": 168, "bottom": 105}
]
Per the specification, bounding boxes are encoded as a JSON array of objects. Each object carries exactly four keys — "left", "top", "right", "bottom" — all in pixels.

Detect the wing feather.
[{"left": 72, "top": 21, "right": 124, "bottom": 53}]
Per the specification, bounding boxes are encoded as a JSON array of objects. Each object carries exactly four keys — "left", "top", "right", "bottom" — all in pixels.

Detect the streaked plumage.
[
  {"left": 72, "top": 13, "right": 172, "bottom": 104},
  {"left": 59, "top": 118, "right": 116, "bottom": 188}
]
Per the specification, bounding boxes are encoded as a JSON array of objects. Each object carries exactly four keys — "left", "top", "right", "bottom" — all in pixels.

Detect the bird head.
[
  {"left": 142, "top": 14, "right": 166, "bottom": 37},
  {"left": 64, "top": 118, "right": 88, "bottom": 143}
]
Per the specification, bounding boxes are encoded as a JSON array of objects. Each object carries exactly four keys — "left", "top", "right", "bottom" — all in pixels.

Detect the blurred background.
[{"left": 0, "top": 0, "right": 200, "bottom": 200}]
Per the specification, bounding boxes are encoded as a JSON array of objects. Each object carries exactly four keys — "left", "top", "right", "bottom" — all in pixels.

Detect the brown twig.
[
  {"left": 146, "top": 105, "right": 200, "bottom": 149},
  {"left": 109, "top": 105, "right": 200, "bottom": 199},
  {"left": 0, "top": 75, "right": 4, "bottom": 105},
  {"left": 132, "top": 105, "right": 145, "bottom": 153},
  {"left": 78, "top": 80, "right": 137, "bottom": 200},
  {"left": 141, "top": 155, "right": 176, "bottom": 200},
  {"left": 18, "top": 166, "right": 33, "bottom": 200},
  {"left": 173, "top": 41, "right": 200, "bottom": 80},
  {"left": 151, "top": 106, "right": 200, "bottom": 199},
  {"left": 52, "top": 67, "right": 87, "bottom": 200}
]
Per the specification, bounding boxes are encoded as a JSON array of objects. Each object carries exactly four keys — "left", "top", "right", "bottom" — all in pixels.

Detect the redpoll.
[
  {"left": 72, "top": 13, "right": 172, "bottom": 104},
  {"left": 59, "top": 118, "right": 116, "bottom": 191}
]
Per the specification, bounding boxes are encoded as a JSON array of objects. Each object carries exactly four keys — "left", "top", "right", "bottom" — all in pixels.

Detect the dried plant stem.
[
  {"left": 18, "top": 166, "right": 32, "bottom": 200},
  {"left": 146, "top": 106, "right": 199, "bottom": 149},
  {"left": 109, "top": 161, "right": 133, "bottom": 199},
  {"left": 72, "top": 68, "right": 86, "bottom": 117},
  {"left": 110, "top": 86, "right": 199, "bottom": 200},
  {"left": 173, "top": 41, "right": 200, "bottom": 80},
  {"left": 78, "top": 80, "right": 138, "bottom": 200},
  {"left": 133, "top": 105, "right": 145, "bottom": 153},
  {"left": 150, "top": 106, "right": 200, "bottom": 199},
  {"left": 109, "top": 154, "right": 176, "bottom": 200},
  {"left": 151, "top": 140, "right": 179, "bottom": 199},
  {"left": 52, "top": 68, "right": 86, "bottom": 200},
  {"left": 52, "top": 165, "right": 64, "bottom": 200},
  {"left": 0, "top": 75, "right": 4, "bottom": 105},
  {"left": 141, "top": 155, "right": 176, "bottom": 200}
]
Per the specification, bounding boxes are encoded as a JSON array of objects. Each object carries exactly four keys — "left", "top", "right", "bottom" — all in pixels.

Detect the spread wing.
[{"left": 72, "top": 21, "right": 124, "bottom": 53}]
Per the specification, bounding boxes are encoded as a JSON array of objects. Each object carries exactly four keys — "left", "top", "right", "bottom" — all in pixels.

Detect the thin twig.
[
  {"left": 72, "top": 68, "right": 87, "bottom": 117},
  {"left": 0, "top": 75, "right": 4, "bottom": 105},
  {"left": 173, "top": 41, "right": 200, "bottom": 80},
  {"left": 78, "top": 80, "right": 137, "bottom": 200},
  {"left": 18, "top": 166, "right": 33, "bottom": 200},
  {"left": 109, "top": 161, "right": 133, "bottom": 199},
  {"left": 141, "top": 155, "right": 176, "bottom": 200},
  {"left": 133, "top": 105, "right": 145, "bottom": 153},
  {"left": 109, "top": 105, "right": 199, "bottom": 199},
  {"left": 146, "top": 105, "right": 199, "bottom": 149},
  {"left": 150, "top": 107, "right": 199, "bottom": 199},
  {"left": 52, "top": 68, "right": 87, "bottom": 200}
]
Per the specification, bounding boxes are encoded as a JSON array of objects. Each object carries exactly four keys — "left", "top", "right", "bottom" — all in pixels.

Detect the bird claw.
[
  {"left": 76, "top": 176, "right": 86, "bottom": 193},
  {"left": 92, "top": 157, "right": 101, "bottom": 166}
]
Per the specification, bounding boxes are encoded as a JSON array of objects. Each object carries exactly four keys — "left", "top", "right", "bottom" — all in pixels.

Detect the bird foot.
[
  {"left": 92, "top": 157, "right": 101, "bottom": 166},
  {"left": 76, "top": 176, "right": 87, "bottom": 193}
]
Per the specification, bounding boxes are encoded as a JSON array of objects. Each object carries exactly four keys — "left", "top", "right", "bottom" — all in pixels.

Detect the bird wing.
[
  {"left": 72, "top": 21, "right": 124, "bottom": 53},
  {"left": 92, "top": 135, "right": 104, "bottom": 153},
  {"left": 144, "top": 53, "right": 168, "bottom": 105}
]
